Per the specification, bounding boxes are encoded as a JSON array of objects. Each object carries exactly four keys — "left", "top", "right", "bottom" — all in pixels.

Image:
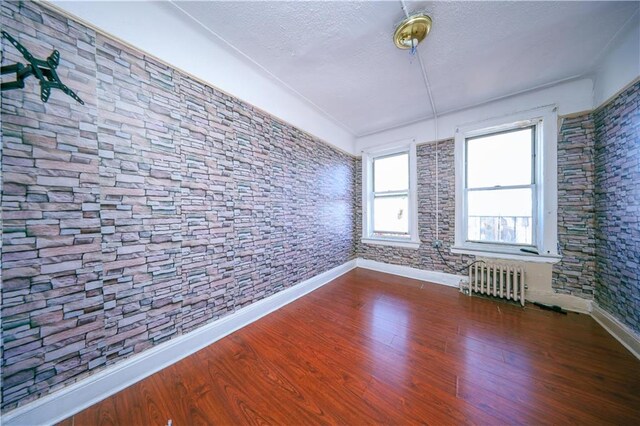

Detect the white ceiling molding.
[
  {"left": 49, "top": 0, "right": 357, "bottom": 154},
  {"left": 49, "top": 1, "right": 638, "bottom": 156},
  {"left": 172, "top": 1, "right": 638, "bottom": 140},
  {"left": 357, "top": 73, "right": 585, "bottom": 138},
  {"left": 355, "top": 77, "right": 594, "bottom": 153},
  {"left": 168, "top": 0, "right": 356, "bottom": 136}
]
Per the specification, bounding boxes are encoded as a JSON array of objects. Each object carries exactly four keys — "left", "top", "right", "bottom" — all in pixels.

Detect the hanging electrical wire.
[
  {"left": 399, "top": 1, "right": 438, "bottom": 241},
  {"left": 396, "top": 1, "right": 483, "bottom": 274}
]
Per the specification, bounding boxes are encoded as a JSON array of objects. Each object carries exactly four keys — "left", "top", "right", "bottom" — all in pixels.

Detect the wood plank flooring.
[{"left": 60, "top": 268, "right": 640, "bottom": 425}]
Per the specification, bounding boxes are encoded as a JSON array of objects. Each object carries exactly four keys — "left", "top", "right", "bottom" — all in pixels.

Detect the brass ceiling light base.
[{"left": 393, "top": 14, "right": 432, "bottom": 50}]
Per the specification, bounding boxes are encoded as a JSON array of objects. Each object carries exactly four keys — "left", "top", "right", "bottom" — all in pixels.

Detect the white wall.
[
  {"left": 46, "top": 1, "right": 638, "bottom": 156},
  {"left": 355, "top": 78, "right": 594, "bottom": 152},
  {"left": 356, "top": 11, "right": 638, "bottom": 153},
  {"left": 592, "top": 11, "right": 640, "bottom": 108},
  {"left": 49, "top": 0, "right": 356, "bottom": 154}
]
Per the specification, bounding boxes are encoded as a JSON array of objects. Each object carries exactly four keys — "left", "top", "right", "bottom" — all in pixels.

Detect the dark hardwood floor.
[{"left": 60, "top": 268, "right": 640, "bottom": 425}]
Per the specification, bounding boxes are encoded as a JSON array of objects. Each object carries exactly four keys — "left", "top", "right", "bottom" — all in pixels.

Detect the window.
[
  {"left": 453, "top": 106, "right": 559, "bottom": 262},
  {"left": 466, "top": 126, "right": 535, "bottom": 246},
  {"left": 362, "top": 142, "right": 419, "bottom": 249}
]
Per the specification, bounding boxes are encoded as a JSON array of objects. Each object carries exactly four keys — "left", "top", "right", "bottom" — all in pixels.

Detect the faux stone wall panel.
[
  {"left": 232, "top": 102, "right": 273, "bottom": 308},
  {"left": 177, "top": 75, "right": 236, "bottom": 334},
  {"left": 1, "top": 1, "right": 355, "bottom": 412},
  {"left": 229, "top": 105, "right": 356, "bottom": 305},
  {"left": 268, "top": 120, "right": 296, "bottom": 293},
  {"left": 96, "top": 35, "right": 184, "bottom": 362},
  {"left": 593, "top": 81, "right": 640, "bottom": 334},
  {"left": 356, "top": 133, "right": 605, "bottom": 302},
  {"left": 1, "top": 1, "right": 104, "bottom": 408},
  {"left": 355, "top": 140, "right": 473, "bottom": 273},
  {"left": 553, "top": 114, "right": 597, "bottom": 297}
]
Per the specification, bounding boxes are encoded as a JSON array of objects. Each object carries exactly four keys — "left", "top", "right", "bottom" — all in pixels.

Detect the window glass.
[
  {"left": 374, "top": 153, "right": 409, "bottom": 192},
  {"left": 373, "top": 195, "right": 409, "bottom": 235},
  {"left": 467, "top": 188, "right": 533, "bottom": 245},
  {"left": 466, "top": 127, "right": 533, "bottom": 188}
]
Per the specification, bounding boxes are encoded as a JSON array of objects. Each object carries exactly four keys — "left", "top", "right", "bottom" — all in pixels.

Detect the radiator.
[{"left": 468, "top": 262, "right": 526, "bottom": 306}]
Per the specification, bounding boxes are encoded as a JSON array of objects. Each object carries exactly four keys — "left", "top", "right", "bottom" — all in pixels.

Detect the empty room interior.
[{"left": 1, "top": 0, "right": 640, "bottom": 424}]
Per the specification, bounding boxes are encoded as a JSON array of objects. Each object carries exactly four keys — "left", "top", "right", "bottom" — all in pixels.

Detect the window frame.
[
  {"left": 464, "top": 125, "right": 537, "bottom": 247},
  {"left": 362, "top": 141, "right": 420, "bottom": 249},
  {"left": 453, "top": 105, "right": 560, "bottom": 263}
]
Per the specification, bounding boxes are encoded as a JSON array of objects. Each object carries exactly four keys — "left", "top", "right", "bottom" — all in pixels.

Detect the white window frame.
[
  {"left": 362, "top": 140, "right": 420, "bottom": 249},
  {"left": 452, "top": 105, "right": 560, "bottom": 263}
]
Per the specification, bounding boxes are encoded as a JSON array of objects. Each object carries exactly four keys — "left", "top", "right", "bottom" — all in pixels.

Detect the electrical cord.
[
  {"left": 399, "top": 1, "right": 477, "bottom": 275},
  {"left": 435, "top": 244, "right": 485, "bottom": 274}
]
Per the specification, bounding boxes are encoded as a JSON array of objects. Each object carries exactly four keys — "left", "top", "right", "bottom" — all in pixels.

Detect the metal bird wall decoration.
[{"left": 1, "top": 30, "right": 84, "bottom": 105}]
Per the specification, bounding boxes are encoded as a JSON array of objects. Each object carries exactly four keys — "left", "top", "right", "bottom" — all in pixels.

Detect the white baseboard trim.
[
  {"left": 6, "top": 258, "right": 639, "bottom": 425},
  {"left": 355, "top": 258, "right": 640, "bottom": 362},
  {"left": 355, "top": 258, "right": 595, "bottom": 314},
  {"left": 3, "top": 259, "right": 357, "bottom": 426},
  {"left": 591, "top": 303, "right": 640, "bottom": 360},
  {"left": 355, "top": 258, "right": 467, "bottom": 288},
  {"left": 525, "top": 289, "right": 593, "bottom": 314}
]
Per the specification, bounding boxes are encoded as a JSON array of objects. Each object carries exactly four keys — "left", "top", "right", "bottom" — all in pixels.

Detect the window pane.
[
  {"left": 467, "top": 188, "right": 533, "bottom": 245},
  {"left": 374, "top": 153, "right": 408, "bottom": 192},
  {"left": 373, "top": 195, "right": 408, "bottom": 235},
  {"left": 467, "top": 127, "right": 533, "bottom": 188}
]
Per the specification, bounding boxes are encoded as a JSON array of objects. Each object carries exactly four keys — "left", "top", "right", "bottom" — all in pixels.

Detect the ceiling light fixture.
[
  {"left": 395, "top": 3, "right": 441, "bottom": 243},
  {"left": 393, "top": 13, "right": 432, "bottom": 54}
]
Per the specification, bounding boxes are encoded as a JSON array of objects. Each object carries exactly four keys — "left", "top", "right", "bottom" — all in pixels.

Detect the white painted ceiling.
[{"left": 172, "top": 1, "right": 639, "bottom": 137}]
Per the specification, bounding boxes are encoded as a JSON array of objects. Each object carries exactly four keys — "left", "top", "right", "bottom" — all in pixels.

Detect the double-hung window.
[
  {"left": 465, "top": 126, "right": 536, "bottom": 246},
  {"left": 362, "top": 142, "right": 419, "bottom": 249},
  {"left": 453, "top": 106, "right": 559, "bottom": 262}
]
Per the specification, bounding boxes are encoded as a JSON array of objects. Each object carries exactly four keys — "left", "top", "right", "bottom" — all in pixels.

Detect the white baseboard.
[
  {"left": 355, "top": 258, "right": 467, "bottom": 287},
  {"left": 354, "top": 258, "right": 640, "bottom": 361},
  {"left": 525, "top": 289, "right": 593, "bottom": 314},
  {"left": 3, "top": 259, "right": 357, "bottom": 426},
  {"left": 591, "top": 303, "right": 640, "bottom": 360},
  {"left": 6, "top": 258, "right": 639, "bottom": 425}
]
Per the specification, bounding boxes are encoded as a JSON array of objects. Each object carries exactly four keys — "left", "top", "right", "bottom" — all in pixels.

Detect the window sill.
[
  {"left": 362, "top": 238, "right": 420, "bottom": 249},
  {"left": 451, "top": 246, "right": 561, "bottom": 264}
]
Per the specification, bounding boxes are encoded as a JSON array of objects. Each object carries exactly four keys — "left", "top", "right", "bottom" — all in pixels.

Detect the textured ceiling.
[{"left": 172, "top": 1, "right": 638, "bottom": 137}]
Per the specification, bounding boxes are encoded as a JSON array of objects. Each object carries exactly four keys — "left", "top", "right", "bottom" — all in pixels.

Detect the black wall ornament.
[{"left": 1, "top": 30, "right": 84, "bottom": 105}]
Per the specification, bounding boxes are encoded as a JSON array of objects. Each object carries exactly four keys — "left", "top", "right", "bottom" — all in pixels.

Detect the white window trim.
[
  {"left": 362, "top": 140, "right": 420, "bottom": 249},
  {"left": 453, "top": 105, "right": 560, "bottom": 263}
]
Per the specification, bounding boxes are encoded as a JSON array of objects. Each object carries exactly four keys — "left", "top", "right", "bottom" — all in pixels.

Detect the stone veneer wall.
[
  {"left": 593, "top": 80, "right": 640, "bottom": 335},
  {"left": 1, "top": 1, "right": 355, "bottom": 411},
  {"left": 355, "top": 123, "right": 601, "bottom": 298},
  {"left": 553, "top": 114, "right": 597, "bottom": 298},
  {"left": 354, "top": 140, "right": 473, "bottom": 273}
]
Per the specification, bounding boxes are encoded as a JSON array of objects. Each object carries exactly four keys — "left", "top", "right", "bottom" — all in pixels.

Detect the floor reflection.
[
  {"left": 368, "top": 296, "right": 409, "bottom": 384},
  {"left": 461, "top": 327, "right": 533, "bottom": 408}
]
